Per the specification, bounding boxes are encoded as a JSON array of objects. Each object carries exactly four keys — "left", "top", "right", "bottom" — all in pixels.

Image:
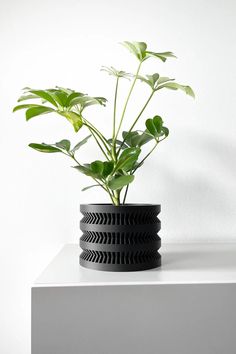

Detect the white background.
[{"left": 0, "top": 0, "right": 235, "bottom": 353}]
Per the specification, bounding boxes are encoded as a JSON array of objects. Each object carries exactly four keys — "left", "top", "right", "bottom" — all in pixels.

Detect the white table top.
[{"left": 34, "top": 243, "right": 236, "bottom": 287}]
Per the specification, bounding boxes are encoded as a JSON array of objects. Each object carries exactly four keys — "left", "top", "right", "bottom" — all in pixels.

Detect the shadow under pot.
[{"left": 79, "top": 204, "right": 161, "bottom": 272}]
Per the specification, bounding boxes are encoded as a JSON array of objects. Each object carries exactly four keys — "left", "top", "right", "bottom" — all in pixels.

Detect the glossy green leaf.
[
  {"left": 122, "top": 131, "right": 140, "bottom": 147},
  {"left": 115, "top": 147, "right": 141, "bottom": 172},
  {"left": 55, "top": 86, "right": 74, "bottom": 95},
  {"left": 101, "top": 66, "right": 132, "bottom": 80},
  {"left": 28, "top": 143, "right": 62, "bottom": 153},
  {"left": 157, "top": 82, "right": 195, "bottom": 98},
  {"left": 91, "top": 160, "right": 104, "bottom": 175},
  {"left": 157, "top": 77, "right": 175, "bottom": 86},
  {"left": 17, "top": 94, "right": 39, "bottom": 102},
  {"left": 69, "top": 95, "right": 107, "bottom": 111},
  {"left": 71, "top": 135, "right": 91, "bottom": 152},
  {"left": 122, "top": 130, "right": 153, "bottom": 147},
  {"left": 52, "top": 90, "right": 68, "bottom": 107},
  {"left": 162, "top": 126, "right": 169, "bottom": 137},
  {"left": 133, "top": 41, "right": 147, "bottom": 60},
  {"left": 60, "top": 111, "right": 83, "bottom": 132},
  {"left": 13, "top": 104, "right": 40, "bottom": 112},
  {"left": 29, "top": 90, "right": 58, "bottom": 107},
  {"left": 145, "top": 119, "right": 157, "bottom": 136},
  {"left": 94, "top": 97, "right": 108, "bottom": 106},
  {"left": 102, "top": 161, "right": 114, "bottom": 178},
  {"left": 66, "top": 92, "right": 85, "bottom": 106},
  {"left": 146, "top": 73, "right": 159, "bottom": 86},
  {"left": 55, "top": 139, "right": 71, "bottom": 151},
  {"left": 82, "top": 184, "right": 100, "bottom": 192},
  {"left": 137, "top": 75, "right": 153, "bottom": 88},
  {"left": 108, "top": 139, "right": 129, "bottom": 149},
  {"left": 185, "top": 86, "right": 195, "bottom": 98},
  {"left": 26, "top": 106, "right": 55, "bottom": 120},
  {"left": 145, "top": 51, "right": 176, "bottom": 62},
  {"left": 108, "top": 175, "right": 135, "bottom": 190},
  {"left": 122, "top": 41, "right": 176, "bottom": 63},
  {"left": 153, "top": 115, "right": 163, "bottom": 133},
  {"left": 73, "top": 165, "right": 97, "bottom": 178},
  {"left": 136, "top": 131, "right": 154, "bottom": 146},
  {"left": 121, "top": 41, "right": 147, "bottom": 61},
  {"left": 137, "top": 73, "right": 160, "bottom": 90}
]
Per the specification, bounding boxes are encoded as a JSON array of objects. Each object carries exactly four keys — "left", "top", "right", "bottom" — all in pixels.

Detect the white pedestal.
[{"left": 32, "top": 243, "right": 236, "bottom": 354}]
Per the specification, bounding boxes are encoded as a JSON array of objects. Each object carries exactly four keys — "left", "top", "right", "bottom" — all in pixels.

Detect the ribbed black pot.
[{"left": 79, "top": 204, "right": 161, "bottom": 272}]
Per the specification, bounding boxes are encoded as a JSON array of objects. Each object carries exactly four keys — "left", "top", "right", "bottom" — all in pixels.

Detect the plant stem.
[
  {"left": 122, "top": 184, "right": 129, "bottom": 205},
  {"left": 85, "top": 124, "right": 110, "bottom": 160},
  {"left": 133, "top": 140, "right": 159, "bottom": 172},
  {"left": 112, "top": 190, "right": 120, "bottom": 206},
  {"left": 114, "top": 61, "right": 142, "bottom": 142},
  {"left": 122, "top": 142, "right": 157, "bottom": 204},
  {"left": 70, "top": 153, "right": 117, "bottom": 204},
  {"left": 105, "top": 185, "right": 117, "bottom": 204},
  {"left": 122, "top": 136, "right": 167, "bottom": 204},
  {"left": 118, "top": 90, "right": 155, "bottom": 155},
  {"left": 112, "top": 77, "right": 119, "bottom": 161},
  {"left": 83, "top": 119, "right": 110, "bottom": 152},
  {"left": 70, "top": 154, "right": 107, "bottom": 193}
]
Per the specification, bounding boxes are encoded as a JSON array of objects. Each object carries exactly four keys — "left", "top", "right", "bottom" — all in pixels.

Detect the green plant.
[{"left": 13, "top": 41, "right": 194, "bottom": 206}]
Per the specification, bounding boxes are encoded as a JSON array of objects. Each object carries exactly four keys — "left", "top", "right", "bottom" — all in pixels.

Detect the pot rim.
[
  {"left": 80, "top": 204, "right": 161, "bottom": 213},
  {"left": 80, "top": 203, "right": 160, "bottom": 206}
]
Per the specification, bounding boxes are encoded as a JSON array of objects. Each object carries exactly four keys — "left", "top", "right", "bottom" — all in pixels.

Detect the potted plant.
[{"left": 13, "top": 41, "right": 194, "bottom": 271}]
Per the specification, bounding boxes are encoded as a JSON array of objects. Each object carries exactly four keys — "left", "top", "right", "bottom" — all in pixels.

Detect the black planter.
[{"left": 79, "top": 204, "right": 161, "bottom": 272}]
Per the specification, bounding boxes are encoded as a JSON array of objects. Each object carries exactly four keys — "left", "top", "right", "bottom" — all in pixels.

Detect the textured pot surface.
[{"left": 79, "top": 204, "right": 161, "bottom": 272}]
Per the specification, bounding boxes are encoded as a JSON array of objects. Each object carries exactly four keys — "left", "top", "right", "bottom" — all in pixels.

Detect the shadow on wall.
[{"left": 145, "top": 132, "right": 236, "bottom": 240}]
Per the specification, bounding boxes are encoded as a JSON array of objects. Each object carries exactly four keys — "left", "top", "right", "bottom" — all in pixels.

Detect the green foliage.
[
  {"left": 13, "top": 39, "right": 194, "bottom": 205},
  {"left": 137, "top": 74, "right": 174, "bottom": 90},
  {"left": 29, "top": 90, "right": 58, "bottom": 107},
  {"left": 103, "top": 161, "right": 114, "bottom": 177},
  {"left": 71, "top": 135, "right": 92, "bottom": 153},
  {"left": 55, "top": 139, "right": 71, "bottom": 152},
  {"left": 82, "top": 184, "right": 100, "bottom": 192},
  {"left": 122, "top": 130, "right": 153, "bottom": 147},
  {"left": 114, "top": 147, "right": 141, "bottom": 172},
  {"left": 75, "top": 160, "right": 114, "bottom": 181},
  {"left": 121, "top": 41, "right": 176, "bottom": 62},
  {"left": 137, "top": 74, "right": 194, "bottom": 97},
  {"left": 108, "top": 175, "right": 135, "bottom": 190},
  {"left": 101, "top": 66, "right": 132, "bottom": 80},
  {"left": 156, "top": 82, "right": 195, "bottom": 98},
  {"left": 145, "top": 115, "right": 169, "bottom": 139},
  {"left": 59, "top": 111, "right": 83, "bottom": 132},
  {"left": 28, "top": 136, "right": 91, "bottom": 155},
  {"left": 13, "top": 87, "right": 107, "bottom": 132},
  {"left": 29, "top": 143, "right": 62, "bottom": 153}
]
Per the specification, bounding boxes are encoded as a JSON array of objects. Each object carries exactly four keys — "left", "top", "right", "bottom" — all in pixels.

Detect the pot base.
[{"left": 80, "top": 250, "right": 161, "bottom": 272}]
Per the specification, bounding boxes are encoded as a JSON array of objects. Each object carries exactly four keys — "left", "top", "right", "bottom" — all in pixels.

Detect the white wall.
[{"left": 0, "top": 0, "right": 235, "bottom": 353}]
